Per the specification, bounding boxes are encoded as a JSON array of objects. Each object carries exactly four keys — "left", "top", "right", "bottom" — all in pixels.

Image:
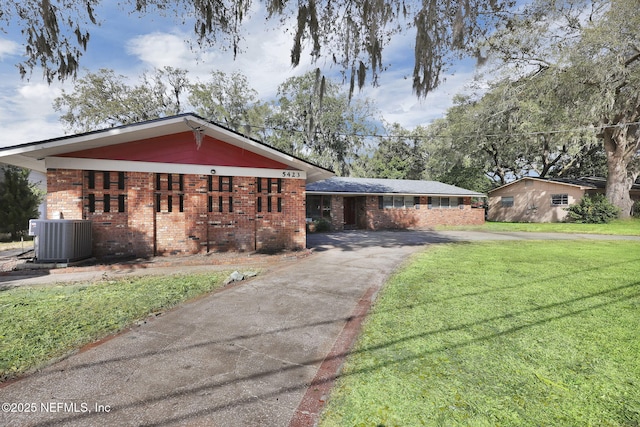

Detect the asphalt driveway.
[{"left": 1, "top": 229, "right": 638, "bottom": 427}]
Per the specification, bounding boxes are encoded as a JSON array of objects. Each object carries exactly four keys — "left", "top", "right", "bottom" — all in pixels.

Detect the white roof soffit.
[{"left": 0, "top": 115, "right": 334, "bottom": 181}]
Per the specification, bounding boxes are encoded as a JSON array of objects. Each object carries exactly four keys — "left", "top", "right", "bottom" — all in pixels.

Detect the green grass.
[
  {"left": 438, "top": 218, "right": 640, "bottom": 235},
  {"left": 0, "top": 239, "right": 34, "bottom": 252},
  {"left": 0, "top": 273, "right": 224, "bottom": 382},
  {"left": 320, "top": 240, "right": 640, "bottom": 426}
]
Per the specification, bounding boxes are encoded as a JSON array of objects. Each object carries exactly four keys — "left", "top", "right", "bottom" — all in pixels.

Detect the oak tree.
[
  {"left": 2, "top": 0, "right": 512, "bottom": 96},
  {"left": 483, "top": 0, "right": 640, "bottom": 217},
  {"left": 53, "top": 67, "right": 189, "bottom": 132},
  {"left": 189, "top": 70, "right": 270, "bottom": 140},
  {"left": 266, "top": 70, "right": 380, "bottom": 174}
]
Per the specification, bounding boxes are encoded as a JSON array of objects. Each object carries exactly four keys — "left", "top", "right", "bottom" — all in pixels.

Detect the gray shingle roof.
[{"left": 306, "top": 177, "right": 485, "bottom": 197}]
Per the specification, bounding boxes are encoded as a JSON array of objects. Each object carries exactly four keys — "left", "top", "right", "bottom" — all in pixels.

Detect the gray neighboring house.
[{"left": 306, "top": 177, "right": 485, "bottom": 231}]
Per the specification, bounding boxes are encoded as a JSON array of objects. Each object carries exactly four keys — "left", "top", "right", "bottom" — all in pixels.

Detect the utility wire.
[{"left": 238, "top": 120, "right": 640, "bottom": 142}]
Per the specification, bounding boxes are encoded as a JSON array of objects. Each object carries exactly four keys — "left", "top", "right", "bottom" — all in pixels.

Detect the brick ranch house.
[
  {"left": 1, "top": 114, "right": 487, "bottom": 258},
  {"left": 488, "top": 176, "right": 640, "bottom": 222},
  {"left": 0, "top": 114, "right": 333, "bottom": 258},
  {"left": 306, "top": 177, "right": 486, "bottom": 230}
]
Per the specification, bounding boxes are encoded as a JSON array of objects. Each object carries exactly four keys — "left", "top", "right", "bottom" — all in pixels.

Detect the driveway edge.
[{"left": 288, "top": 285, "right": 379, "bottom": 427}]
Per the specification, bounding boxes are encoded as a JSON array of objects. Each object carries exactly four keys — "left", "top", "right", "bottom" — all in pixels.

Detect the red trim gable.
[{"left": 58, "top": 132, "right": 293, "bottom": 169}]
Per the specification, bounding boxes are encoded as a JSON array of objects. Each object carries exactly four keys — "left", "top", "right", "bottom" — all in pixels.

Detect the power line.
[{"left": 240, "top": 120, "right": 640, "bottom": 142}]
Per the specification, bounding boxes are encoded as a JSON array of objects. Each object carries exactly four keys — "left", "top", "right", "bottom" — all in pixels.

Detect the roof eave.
[{"left": 0, "top": 114, "right": 334, "bottom": 182}]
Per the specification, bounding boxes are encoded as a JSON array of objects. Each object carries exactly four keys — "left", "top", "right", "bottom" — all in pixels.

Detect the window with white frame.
[
  {"left": 428, "top": 196, "right": 462, "bottom": 208},
  {"left": 382, "top": 195, "right": 415, "bottom": 209},
  {"left": 551, "top": 194, "right": 568, "bottom": 206}
]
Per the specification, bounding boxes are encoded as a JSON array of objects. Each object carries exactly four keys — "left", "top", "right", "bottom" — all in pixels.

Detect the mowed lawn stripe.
[{"left": 320, "top": 240, "right": 640, "bottom": 427}]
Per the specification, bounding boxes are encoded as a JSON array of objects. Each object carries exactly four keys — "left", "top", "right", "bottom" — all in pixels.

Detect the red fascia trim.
[{"left": 59, "top": 132, "right": 292, "bottom": 169}]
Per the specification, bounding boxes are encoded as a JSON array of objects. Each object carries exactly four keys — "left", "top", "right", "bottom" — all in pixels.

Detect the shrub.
[
  {"left": 633, "top": 200, "right": 640, "bottom": 218},
  {"left": 313, "top": 218, "right": 331, "bottom": 232},
  {"left": 565, "top": 194, "right": 620, "bottom": 224}
]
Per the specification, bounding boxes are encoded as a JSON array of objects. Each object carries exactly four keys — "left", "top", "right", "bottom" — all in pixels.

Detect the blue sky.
[{"left": 0, "top": 3, "right": 481, "bottom": 148}]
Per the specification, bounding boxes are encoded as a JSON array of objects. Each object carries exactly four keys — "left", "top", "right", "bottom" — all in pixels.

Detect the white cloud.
[
  {"left": 359, "top": 62, "right": 480, "bottom": 130},
  {"left": 126, "top": 32, "right": 196, "bottom": 71},
  {"left": 126, "top": 24, "right": 316, "bottom": 101},
  {"left": 0, "top": 82, "right": 65, "bottom": 146},
  {"left": 0, "top": 38, "right": 19, "bottom": 60}
]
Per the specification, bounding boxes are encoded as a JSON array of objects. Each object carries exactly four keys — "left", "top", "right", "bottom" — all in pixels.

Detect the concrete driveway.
[
  {"left": 1, "top": 229, "right": 638, "bottom": 427},
  {"left": 0, "top": 230, "right": 447, "bottom": 427}
]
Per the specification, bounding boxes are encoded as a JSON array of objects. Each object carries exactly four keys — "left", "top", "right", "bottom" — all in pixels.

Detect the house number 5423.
[{"left": 282, "top": 171, "right": 301, "bottom": 178}]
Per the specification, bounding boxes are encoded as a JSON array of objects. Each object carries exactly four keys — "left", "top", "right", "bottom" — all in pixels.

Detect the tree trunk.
[{"left": 602, "top": 127, "right": 635, "bottom": 219}]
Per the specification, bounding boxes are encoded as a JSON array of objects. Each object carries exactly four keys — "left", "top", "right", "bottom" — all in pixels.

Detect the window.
[
  {"left": 218, "top": 176, "right": 233, "bottom": 192},
  {"left": 551, "top": 194, "right": 568, "bottom": 206},
  {"left": 118, "top": 194, "right": 126, "bottom": 212},
  {"left": 118, "top": 172, "right": 125, "bottom": 190},
  {"left": 428, "top": 197, "right": 458, "bottom": 209},
  {"left": 501, "top": 196, "right": 514, "bottom": 207},
  {"left": 306, "top": 195, "right": 331, "bottom": 219},
  {"left": 382, "top": 196, "right": 415, "bottom": 209},
  {"left": 103, "top": 171, "right": 110, "bottom": 189},
  {"left": 104, "top": 194, "right": 111, "bottom": 213},
  {"left": 258, "top": 178, "right": 283, "bottom": 214}
]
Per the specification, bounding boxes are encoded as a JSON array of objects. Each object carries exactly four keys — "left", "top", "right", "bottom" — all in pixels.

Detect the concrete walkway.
[{"left": 1, "top": 230, "right": 638, "bottom": 427}]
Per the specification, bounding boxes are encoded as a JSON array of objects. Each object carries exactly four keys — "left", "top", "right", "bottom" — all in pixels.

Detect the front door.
[{"left": 344, "top": 197, "right": 357, "bottom": 229}]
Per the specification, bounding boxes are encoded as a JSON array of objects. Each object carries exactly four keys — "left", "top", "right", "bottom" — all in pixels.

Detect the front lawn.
[
  {"left": 0, "top": 273, "right": 225, "bottom": 382},
  {"left": 320, "top": 240, "right": 640, "bottom": 426},
  {"left": 441, "top": 218, "right": 640, "bottom": 235}
]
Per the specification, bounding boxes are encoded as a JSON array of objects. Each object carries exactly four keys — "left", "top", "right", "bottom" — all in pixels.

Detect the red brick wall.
[
  {"left": 127, "top": 172, "right": 155, "bottom": 257},
  {"left": 324, "top": 195, "right": 484, "bottom": 230},
  {"left": 255, "top": 178, "right": 306, "bottom": 251},
  {"left": 47, "top": 169, "right": 306, "bottom": 259},
  {"left": 46, "top": 169, "right": 83, "bottom": 220},
  {"left": 206, "top": 176, "right": 256, "bottom": 253},
  {"left": 329, "top": 195, "right": 344, "bottom": 231}
]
